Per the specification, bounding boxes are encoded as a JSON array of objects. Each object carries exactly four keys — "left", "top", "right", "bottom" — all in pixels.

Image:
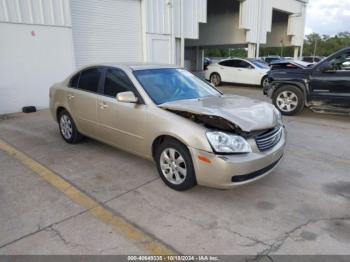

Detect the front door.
[
  {"left": 310, "top": 51, "right": 350, "bottom": 105},
  {"left": 97, "top": 68, "right": 148, "bottom": 156},
  {"left": 234, "top": 60, "right": 259, "bottom": 85}
]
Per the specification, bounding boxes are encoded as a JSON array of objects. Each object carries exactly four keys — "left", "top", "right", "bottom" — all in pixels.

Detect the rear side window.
[
  {"left": 104, "top": 69, "right": 135, "bottom": 97},
  {"left": 78, "top": 68, "right": 103, "bottom": 93},
  {"left": 219, "top": 60, "right": 238, "bottom": 67},
  {"left": 70, "top": 73, "right": 80, "bottom": 88},
  {"left": 219, "top": 60, "right": 252, "bottom": 68}
]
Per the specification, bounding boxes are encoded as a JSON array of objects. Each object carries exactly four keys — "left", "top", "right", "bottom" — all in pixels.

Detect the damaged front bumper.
[
  {"left": 263, "top": 82, "right": 276, "bottom": 98},
  {"left": 189, "top": 127, "right": 286, "bottom": 189}
]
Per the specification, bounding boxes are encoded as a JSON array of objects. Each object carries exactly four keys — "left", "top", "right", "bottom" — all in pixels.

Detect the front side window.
[
  {"left": 249, "top": 59, "right": 270, "bottom": 69},
  {"left": 329, "top": 52, "right": 350, "bottom": 71},
  {"left": 237, "top": 60, "right": 253, "bottom": 69},
  {"left": 103, "top": 69, "right": 134, "bottom": 97},
  {"left": 134, "top": 69, "right": 221, "bottom": 105},
  {"left": 78, "top": 68, "right": 103, "bottom": 93}
]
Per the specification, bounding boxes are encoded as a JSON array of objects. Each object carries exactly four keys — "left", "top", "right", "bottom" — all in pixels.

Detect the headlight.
[
  {"left": 274, "top": 107, "right": 283, "bottom": 125},
  {"left": 206, "top": 131, "right": 252, "bottom": 154}
]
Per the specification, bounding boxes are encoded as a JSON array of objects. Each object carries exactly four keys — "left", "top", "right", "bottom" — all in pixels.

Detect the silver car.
[{"left": 50, "top": 64, "right": 286, "bottom": 191}]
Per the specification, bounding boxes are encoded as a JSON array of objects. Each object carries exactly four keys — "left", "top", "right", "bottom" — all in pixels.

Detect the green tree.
[
  {"left": 303, "top": 32, "right": 350, "bottom": 57},
  {"left": 204, "top": 32, "right": 350, "bottom": 59},
  {"left": 204, "top": 48, "right": 247, "bottom": 58}
]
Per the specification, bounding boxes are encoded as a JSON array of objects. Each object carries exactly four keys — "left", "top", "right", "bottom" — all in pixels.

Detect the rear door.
[
  {"left": 67, "top": 67, "right": 103, "bottom": 137},
  {"left": 97, "top": 68, "right": 148, "bottom": 156},
  {"left": 310, "top": 50, "right": 350, "bottom": 103}
]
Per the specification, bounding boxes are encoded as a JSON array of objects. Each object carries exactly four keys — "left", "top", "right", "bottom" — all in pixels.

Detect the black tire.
[
  {"left": 58, "top": 110, "right": 83, "bottom": 144},
  {"left": 272, "top": 85, "right": 305, "bottom": 116},
  {"left": 261, "top": 76, "right": 269, "bottom": 88},
  {"left": 22, "top": 106, "right": 37, "bottom": 113},
  {"left": 210, "top": 73, "right": 221, "bottom": 87},
  {"left": 155, "top": 138, "right": 196, "bottom": 191}
]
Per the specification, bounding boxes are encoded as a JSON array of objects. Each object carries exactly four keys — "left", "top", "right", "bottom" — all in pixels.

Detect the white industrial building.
[{"left": 0, "top": 0, "right": 308, "bottom": 114}]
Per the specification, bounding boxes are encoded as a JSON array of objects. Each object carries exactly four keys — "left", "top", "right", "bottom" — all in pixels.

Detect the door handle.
[
  {"left": 67, "top": 94, "right": 75, "bottom": 100},
  {"left": 99, "top": 102, "right": 108, "bottom": 109}
]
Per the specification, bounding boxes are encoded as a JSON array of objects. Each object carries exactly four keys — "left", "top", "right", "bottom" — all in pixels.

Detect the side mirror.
[
  {"left": 319, "top": 62, "right": 335, "bottom": 73},
  {"left": 117, "top": 91, "right": 138, "bottom": 103}
]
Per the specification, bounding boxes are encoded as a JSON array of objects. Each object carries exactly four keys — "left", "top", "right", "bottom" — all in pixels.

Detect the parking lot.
[{"left": 0, "top": 85, "right": 350, "bottom": 256}]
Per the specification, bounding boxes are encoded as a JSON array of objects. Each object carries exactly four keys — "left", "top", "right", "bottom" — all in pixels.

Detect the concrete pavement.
[{"left": 0, "top": 85, "right": 349, "bottom": 255}]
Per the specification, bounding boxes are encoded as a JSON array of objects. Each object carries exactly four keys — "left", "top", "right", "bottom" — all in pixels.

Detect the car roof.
[
  {"left": 79, "top": 63, "right": 179, "bottom": 72},
  {"left": 218, "top": 58, "right": 247, "bottom": 62}
]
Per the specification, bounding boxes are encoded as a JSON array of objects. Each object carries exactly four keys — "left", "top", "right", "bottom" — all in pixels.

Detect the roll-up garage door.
[{"left": 70, "top": 0, "right": 143, "bottom": 68}]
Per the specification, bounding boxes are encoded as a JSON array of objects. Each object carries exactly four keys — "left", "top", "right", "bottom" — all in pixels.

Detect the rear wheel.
[
  {"left": 58, "top": 110, "right": 83, "bottom": 144},
  {"left": 155, "top": 138, "right": 196, "bottom": 191},
  {"left": 210, "top": 73, "right": 221, "bottom": 86},
  {"left": 273, "top": 85, "right": 304, "bottom": 116}
]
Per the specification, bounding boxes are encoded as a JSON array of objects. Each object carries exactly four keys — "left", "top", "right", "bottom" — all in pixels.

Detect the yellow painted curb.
[{"left": 0, "top": 138, "right": 176, "bottom": 255}]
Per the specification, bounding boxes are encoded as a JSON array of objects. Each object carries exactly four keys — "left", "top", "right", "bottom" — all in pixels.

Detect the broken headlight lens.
[
  {"left": 274, "top": 107, "right": 283, "bottom": 125},
  {"left": 206, "top": 131, "right": 252, "bottom": 154}
]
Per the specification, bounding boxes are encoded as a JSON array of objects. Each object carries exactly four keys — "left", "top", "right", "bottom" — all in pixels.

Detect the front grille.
[{"left": 255, "top": 126, "right": 283, "bottom": 152}]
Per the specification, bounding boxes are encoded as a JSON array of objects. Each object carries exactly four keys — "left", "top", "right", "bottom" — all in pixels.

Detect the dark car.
[
  {"left": 262, "top": 56, "right": 284, "bottom": 66},
  {"left": 264, "top": 47, "right": 350, "bottom": 115},
  {"left": 203, "top": 57, "right": 212, "bottom": 70},
  {"left": 270, "top": 60, "right": 314, "bottom": 71},
  {"left": 301, "top": 56, "right": 324, "bottom": 63}
]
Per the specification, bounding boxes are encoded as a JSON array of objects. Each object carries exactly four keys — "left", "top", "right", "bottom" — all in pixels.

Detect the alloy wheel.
[
  {"left": 60, "top": 115, "right": 73, "bottom": 140},
  {"left": 276, "top": 91, "right": 299, "bottom": 113},
  {"left": 160, "top": 148, "right": 187, "bottom": 185},
  {"left": 211, "top": 74, "right": 220, "bottom": 86}
]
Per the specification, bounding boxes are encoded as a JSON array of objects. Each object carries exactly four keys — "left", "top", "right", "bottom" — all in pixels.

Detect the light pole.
[
  {"left": 280, "top": 40, "right": 284, "bottom": 57},
  {"left": 313, "top": 38, "right": 318, "bottom": 63},
  {"left": 256, "top": 0, "right": 262, "bottom": 58}
]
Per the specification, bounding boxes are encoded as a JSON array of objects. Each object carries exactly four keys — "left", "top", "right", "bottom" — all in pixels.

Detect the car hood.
[
  {"left": 269, "top": 67, "right": 311, "bottom": 76},
  {"left": 160, "top": 95, "right": 279, "bottom": 132}
]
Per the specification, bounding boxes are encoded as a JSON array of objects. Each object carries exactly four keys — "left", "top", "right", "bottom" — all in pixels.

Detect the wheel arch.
[
  {"left": 56, "top": 106, "right": 67, "bottom": 121},
  {"left": 274, "top": 81, "right": 308, "bottom": 105},
  {"left": 210, "top": 72, "right": 221, "bottom": 79},
  {"left": 56, "top": 106, "right": 75, "bottom": 122},
  {"left": 151, "top": 135, "right": 189, "bottom": 161},
  {"left": 261, "top": 75, "right": 268, "bottom": 86}
]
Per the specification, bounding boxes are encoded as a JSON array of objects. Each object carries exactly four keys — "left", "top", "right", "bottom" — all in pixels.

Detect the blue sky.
[{"left": 306, "top": 0, "right": 350, "bottom": 35}]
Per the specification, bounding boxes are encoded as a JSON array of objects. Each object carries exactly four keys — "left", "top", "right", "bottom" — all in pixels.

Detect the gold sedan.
[{"left": 50, "top": 64, "right": 286, "bottom": 191}]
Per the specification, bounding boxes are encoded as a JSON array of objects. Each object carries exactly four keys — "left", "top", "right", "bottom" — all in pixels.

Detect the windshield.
[
  {"left": 134, "top": 68, "right": 222, "bottom": 105},
  {"left": 248, "top": 59, "right": 270, "bottom": 69}
]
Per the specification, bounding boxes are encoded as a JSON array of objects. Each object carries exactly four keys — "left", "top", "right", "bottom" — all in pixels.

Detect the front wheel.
[
  {"left": 261, "top": 76, "right": 269, "bottom": 88},
  {"left": 155, "top": 139, "right": 196, "bottom": 191},
  {"left": 273, "top": 85, "right": 305, "bottom": 116}
]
